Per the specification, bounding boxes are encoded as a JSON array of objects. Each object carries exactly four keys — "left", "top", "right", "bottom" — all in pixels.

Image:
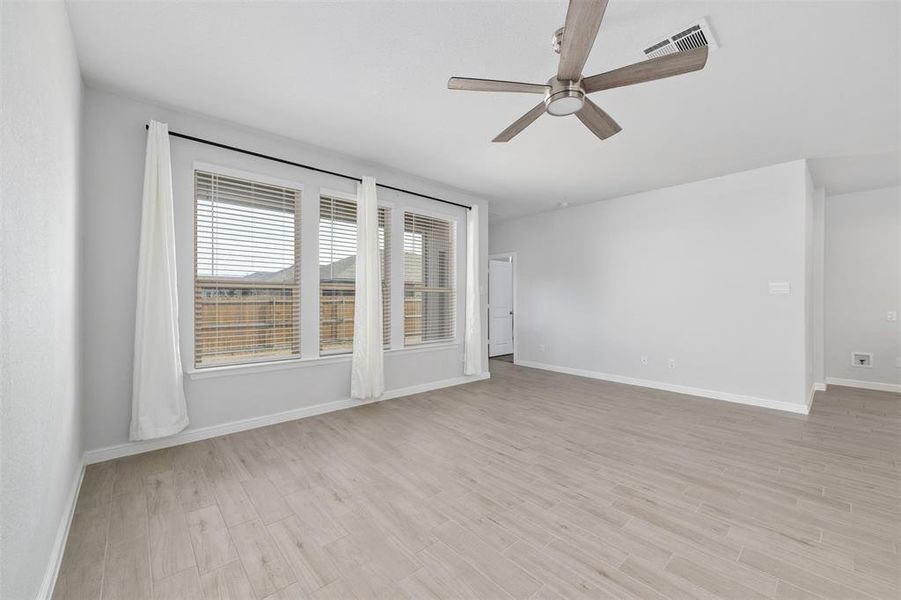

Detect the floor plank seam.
[{"left": 98, "top": 503, "right": 112, "bottom": 600}]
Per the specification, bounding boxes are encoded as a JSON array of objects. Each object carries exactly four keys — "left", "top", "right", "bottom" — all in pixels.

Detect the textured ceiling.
[{"left": 67, "top": 1, "right": 900, "bottom": 219}]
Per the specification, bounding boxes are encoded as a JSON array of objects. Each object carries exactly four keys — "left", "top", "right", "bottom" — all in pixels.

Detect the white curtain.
[
  {"left": 350, "top": 176, "right": 385, "bottom": 400},
  {"left": 463, "top": 204, "right": 483, "bottom": 375},
  {"left": 130, "top": 121, "right": 189, "bottom": 441}
]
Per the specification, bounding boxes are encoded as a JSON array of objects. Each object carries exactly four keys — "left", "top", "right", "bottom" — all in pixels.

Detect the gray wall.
[
  {"left": 81, "top": 87, "right": 490, "bottom": 453},
  {"left": 490, "top": 160, "right": 812, "bottom": 409},
  {"left": 825, "top": 186, "right": 900, "bottom": 388},
  {"left": 0, "top": 2, "right": 85, "bottom": 598}
]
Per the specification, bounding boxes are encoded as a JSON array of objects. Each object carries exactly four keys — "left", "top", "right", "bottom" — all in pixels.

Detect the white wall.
[
  {"left": 825, "top": 186, "right": 900, "bottom": 390},
  {"left": 490, "top": 160, "right": 812, "bottom": 411},
  {"left": 0, "top": 3, "right": 85, "bottom": 599},
  {"left": 804, "top": 167, "right": 815, "bottom": 400},
  {"left": 813, "top": 187, "right": 826, "bottom": 387},
  {"left": 81, "top": 87, "right": 490, "bottom": 454}
]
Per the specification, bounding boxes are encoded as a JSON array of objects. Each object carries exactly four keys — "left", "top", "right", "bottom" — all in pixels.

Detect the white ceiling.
[{"left": 66, "top": 1, "right": 900, "bottom": 219}]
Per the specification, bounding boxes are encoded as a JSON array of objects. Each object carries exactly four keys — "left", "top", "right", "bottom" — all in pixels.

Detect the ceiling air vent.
[{"left": 643, "top": 17, "right": 718, "bottom": 60}]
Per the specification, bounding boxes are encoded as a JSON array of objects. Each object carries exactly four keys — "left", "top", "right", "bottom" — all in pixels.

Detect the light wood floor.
[{"left": 54, "top": 361, "right": 900, "bottom": 600}]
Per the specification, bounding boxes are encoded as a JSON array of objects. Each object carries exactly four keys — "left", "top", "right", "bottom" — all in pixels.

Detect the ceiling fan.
[{"left": 447, "top": 0, "right": 709, "bottom": 142}]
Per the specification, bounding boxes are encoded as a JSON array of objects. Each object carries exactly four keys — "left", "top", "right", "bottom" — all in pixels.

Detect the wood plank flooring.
[{"left": 54, "top": 360, "right": 900, "bottom": 599}]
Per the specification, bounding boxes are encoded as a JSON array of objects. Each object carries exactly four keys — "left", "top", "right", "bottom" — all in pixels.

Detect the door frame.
[{"left": 488, "top": 252, "right": 517, "bottom": 361}]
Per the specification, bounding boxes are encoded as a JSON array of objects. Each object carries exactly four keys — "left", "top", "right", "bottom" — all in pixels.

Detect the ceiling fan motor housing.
[
  {"left": 552, "top": 27, "right": 565, "bottom": 54},
  {"left": 544, "top": 77, "right": 584, "bottom": 116}
]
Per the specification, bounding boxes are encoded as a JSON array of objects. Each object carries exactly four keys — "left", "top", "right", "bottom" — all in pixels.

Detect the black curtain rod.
[{"left": 144, "top": 124, "right": 471, "bottom": 210}]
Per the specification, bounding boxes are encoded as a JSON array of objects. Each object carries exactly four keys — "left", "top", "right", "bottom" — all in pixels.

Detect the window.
[
  {"left": 194, "top": 171, "right": 300, "bottom": 367},
  {"left": 404, "top": 212, "right": 455, "bottom": 345},
  {"left": 319, "top": 196, "right": 390, "bottom": 353}
]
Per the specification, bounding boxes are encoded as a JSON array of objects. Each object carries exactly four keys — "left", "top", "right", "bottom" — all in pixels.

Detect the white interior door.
[{"left": 489, "top": 258, "right": 514, "bottom": 357}]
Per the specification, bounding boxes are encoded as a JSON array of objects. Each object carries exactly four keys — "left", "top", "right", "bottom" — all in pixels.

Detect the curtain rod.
[{"left": 144, "top": 124, "right": 471, "bottom": 210}]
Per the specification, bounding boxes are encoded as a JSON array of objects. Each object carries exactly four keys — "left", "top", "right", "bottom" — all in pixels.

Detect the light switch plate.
[{"left": 768, "top": 281, "right": 791, "bottom": 294}]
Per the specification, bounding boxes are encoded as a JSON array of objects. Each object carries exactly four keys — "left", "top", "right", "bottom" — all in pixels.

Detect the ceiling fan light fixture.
[
  {"left": 545, "top": 90, "right": 585, "bottom": 116},
  {"left": 544, "top": 77, "right": 585, "bottom": 116}
]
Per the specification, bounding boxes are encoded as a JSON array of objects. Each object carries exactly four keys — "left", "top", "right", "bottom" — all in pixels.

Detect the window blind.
[
  {"left": 319, "top": 196, "right": 390, "bottom": 353},
  {"left": 380, "top": 207, "right": 391, "bottom": 347},
  {"left": 194, "top": 170, "right": 301, "bottom": 367},
  {"left": 404, "top": 212, "right": 455, "bottom": 345}
]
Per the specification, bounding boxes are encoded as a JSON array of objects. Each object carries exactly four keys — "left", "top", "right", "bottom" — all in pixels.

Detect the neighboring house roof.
[
  {"left": 239, "top": 253, "right": 423, "bottom": 284},
  {"left": 240, "top": 265, "right": 296, "bottom": 284},
  {"left": 319, "top": 255, "right": 356, "bottom": 282}
]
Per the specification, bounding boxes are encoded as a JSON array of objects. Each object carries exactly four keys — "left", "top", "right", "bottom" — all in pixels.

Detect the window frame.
[
  {"left": 402, "top": 208, "right": 459, "bottom": 348},
  {"left": 191, "top": 164, "right": 304, "bottom": 369},
  {"left": 317, "top": 189, "right": 392, "bottom": 355},
  {"left": 184, "top": 164, "right": 467, "bottom": 377}
]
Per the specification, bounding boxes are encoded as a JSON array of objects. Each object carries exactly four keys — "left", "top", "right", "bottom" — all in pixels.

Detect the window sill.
[{"left": 186, "top": 341, "right": 460, "bottom": 380}]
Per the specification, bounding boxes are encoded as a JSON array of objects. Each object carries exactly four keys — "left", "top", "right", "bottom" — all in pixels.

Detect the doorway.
[{"left": 488, "top": 253, "right": 515, "bottom": 359}]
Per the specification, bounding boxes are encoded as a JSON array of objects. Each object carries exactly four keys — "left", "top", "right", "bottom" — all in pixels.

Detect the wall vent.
[
  {"left": 643, "top": 17, "right": 718, "bottom": 60},
  {"left": 851, "top": 352, "right": 873, "bottom": 368}
]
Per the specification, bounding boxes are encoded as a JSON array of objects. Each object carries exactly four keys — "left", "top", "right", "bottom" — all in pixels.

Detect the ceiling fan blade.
[
  {"left": 448, "top": 77, "right": 549, "bottom": 94},
  {"left": 582, "top": 46, "right": 709, "bottom": 94},
  {"left": 576, "top": 99, "right": 621, "bottom": 140},
  {"left": 557, "top": 0, "right": 610, "bottom": 81},
  {"left": 493, "top": 103, "right": 547, "bottom": 143}
]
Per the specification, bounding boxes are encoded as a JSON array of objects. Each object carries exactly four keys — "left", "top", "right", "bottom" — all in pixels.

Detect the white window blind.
[
  {"left": 319, "top": 196, "right": 390, "bottom": 353},
  {"left": 194, "top": 170, "right": 300, "bottom": 367},
  {"left": 404, "top": 212, "right": 455, "bottom": 345}
]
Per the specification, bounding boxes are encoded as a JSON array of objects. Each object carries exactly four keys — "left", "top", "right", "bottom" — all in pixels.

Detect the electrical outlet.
[
  {"left": 887, "top": 311, "right": 898, "bottom": 322},
  {"left": 539, "top": 343, "right": 546, "bottom": 353},
  {"left": 640, "top": 355, "right": 649, "bottom": 365},
  {"left": 667, "top": 358, "right": 676, "bottom": 369}
]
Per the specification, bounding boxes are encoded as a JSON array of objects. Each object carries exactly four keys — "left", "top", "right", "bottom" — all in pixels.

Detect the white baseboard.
[
  {"left": 515, "top": 360, "right": 810, "bottom": 415},
  {"left": 38, "top": 456, "right": 86, "bottom": 600},
  {"left": 825, "top": 377, "right": 901, "bottom": 394},
  {"left": 85, "top": 372, "right": 490, "bottom": 464},
  {"left": 807, "top": 382, "right": 828, "bottom": 408},
  {"left": 806, "top": 384, "right": 817, "bottom": 411}
]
